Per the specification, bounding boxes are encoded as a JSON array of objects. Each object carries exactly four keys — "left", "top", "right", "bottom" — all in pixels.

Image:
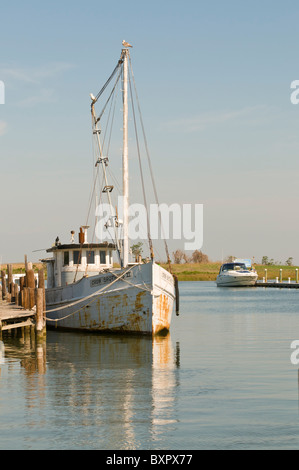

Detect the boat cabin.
[
  {"left": 219, "top": 263, "right": 247, "bottom": 274},
  {"left": 43, "top": 229, "right": 116, "bottom": 288}
]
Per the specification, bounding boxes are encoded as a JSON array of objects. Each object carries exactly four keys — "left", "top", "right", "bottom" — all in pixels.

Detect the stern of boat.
[{"left": 152, "top": 263, "right": 176, "bottom": 334}]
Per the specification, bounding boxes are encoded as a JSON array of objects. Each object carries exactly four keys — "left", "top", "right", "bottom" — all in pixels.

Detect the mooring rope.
[{"left": 45, "top": 264, "right": 152, "bottom": 323}]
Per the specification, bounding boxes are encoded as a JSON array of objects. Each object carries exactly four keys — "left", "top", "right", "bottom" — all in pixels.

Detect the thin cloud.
[
  {"left": 0, "top": 62, "right": 74, "bottom": 85},
  {"left": 0, "top": 62, "right": 75, "bottom": 107},
  {"left": 163, "top": 105, "right": 271, "bottom": 132},
  {"left": 17, "top": 88, "right": 55, "bottom": 107}
]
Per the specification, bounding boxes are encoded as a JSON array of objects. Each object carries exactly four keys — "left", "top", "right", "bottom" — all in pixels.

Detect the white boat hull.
[
  {"left": 45, "top": 262, "right": 175, "bottom": 335},
  {"left": 216, "top": 272, "right": 258, "bottom": 287}
]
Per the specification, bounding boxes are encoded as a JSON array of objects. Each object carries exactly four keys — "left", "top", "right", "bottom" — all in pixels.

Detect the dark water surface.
[{"left": 1, "top": 281, "right": 299, "bottom": 450}]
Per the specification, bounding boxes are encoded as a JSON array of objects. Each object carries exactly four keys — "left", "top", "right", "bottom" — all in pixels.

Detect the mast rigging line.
[
  {"left": 73, "top": 61, "right": 124, "bottom": 283},
  {"left": 91, "top": 75, "right": 123, "bottom": 266},
  {"left": 88, "top": 49, "right": 172, "bottom": 271},
  {"left": 128, "top": 54, "right": 172, "bottom": 271},
  {"left": 95, "top": 65, "right": 122, "bottom": 126},
  {"left": 128, "top": 68, "right": 154, "bottom": 260},
  {"left": 92, "top": 57, "right": 124, "bottom": 105}
]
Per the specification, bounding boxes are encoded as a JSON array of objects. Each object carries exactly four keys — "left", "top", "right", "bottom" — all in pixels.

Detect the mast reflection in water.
[{"left": 1, "top": 330, "right": 180, "bottom": 450}]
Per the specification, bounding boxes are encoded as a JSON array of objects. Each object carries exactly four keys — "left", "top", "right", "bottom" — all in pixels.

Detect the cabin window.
[
  {"left": 64, "top": 251, "right": 69, "bottom": 266},
  {"left": 73, "top": 250, "right": 81, "bottom": 265},
  {"left": 100, "top": 251, "right": 106, "bottom": 264},
  {"left": 87, "top": 250, "right": 95, "bottom": 264}
]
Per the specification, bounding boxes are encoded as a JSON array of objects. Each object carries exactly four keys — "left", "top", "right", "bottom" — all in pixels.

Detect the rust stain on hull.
[
  {"left": 50, "top": 290, "right": 174, "bottom": 335},
  {"left": 46, "top": 261, "right": 176, "bottom": 335},
  {"left": 74, "top": 289, "right": 151, "bottom": 334},
  {"left": 153, "top": 293, "right": 172, "bottom": 335}
]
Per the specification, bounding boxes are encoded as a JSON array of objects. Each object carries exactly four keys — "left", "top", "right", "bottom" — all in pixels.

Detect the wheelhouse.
[{"left": 43, "top": 242, "right": 116, "bottom": 288}]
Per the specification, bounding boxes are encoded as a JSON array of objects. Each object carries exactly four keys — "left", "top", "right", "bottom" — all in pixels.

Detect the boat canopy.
[{"left": 220, "top": 263, "right": 247, "bottom": 272}]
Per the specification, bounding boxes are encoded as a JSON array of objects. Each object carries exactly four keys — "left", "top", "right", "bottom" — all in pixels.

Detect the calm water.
[{"left": 1, "top": 281, "right": 299, "bottom": 450}]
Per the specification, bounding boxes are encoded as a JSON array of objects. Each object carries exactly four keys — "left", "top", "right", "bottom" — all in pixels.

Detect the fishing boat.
[
  {"left": 216, "top": 262, "right": 258, "bottom": 287},
  {"left": 42, "top": 42, "right": 178, "bottom": 335}
]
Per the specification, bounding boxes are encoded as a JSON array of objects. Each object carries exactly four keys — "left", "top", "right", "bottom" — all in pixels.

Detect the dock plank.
[
  {"left": 0, "top": 300, "right": 36, "bottom": 323},
  {"left": 256, "top": 281, "right": 299, "bottom": 289},
  {"left": 1, "top": 318, "right": 34, "bottom": 331}
]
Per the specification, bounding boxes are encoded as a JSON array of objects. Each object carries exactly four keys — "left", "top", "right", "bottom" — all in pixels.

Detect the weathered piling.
[
  {"left": 26, "top": 269, "right": 35, "bottom": 289},
  {"left": 38, "top": 268, "right": 46, "bottom": 312},
  {"left": 29, "top": 288, "right": 35, "bottom": 310},
  {"left": 24, "top": 254, "right": 28, "bottom": 272},
  {"left": 19, "top": 276, "right": 25, "bottom": 305},
  {"left": 36, "top": 288, "right": 46, "bottom": 339},
  {"left": 13, "top": 284, "right": 19, "bottom": 305},
  {"left": 0, "top": 260, "right": 46, "bottom": 343},
  {"left": 26, "top": 268, "right": 35, "bottom": 310},
  {"left": 1, "top": 271, "right": 6, "bottom": 300},
  {"left": 7, "top": 264, "right": 13, "bottom": 294},
  {"left": 23, "top": 287, "right": 29, "bottom": 310}
]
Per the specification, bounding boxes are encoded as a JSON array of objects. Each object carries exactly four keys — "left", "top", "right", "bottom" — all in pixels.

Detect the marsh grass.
[{"left": 160, "top": 262, "right": 299, "bottom": 282}]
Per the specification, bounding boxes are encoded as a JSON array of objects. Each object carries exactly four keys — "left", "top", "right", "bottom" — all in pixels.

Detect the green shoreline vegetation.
[
  {"left": 160, "top": 262, "right": 299, "bottom": 282},
  {"left": 3, "top": 261, "right": 299, "bottom": 283}
]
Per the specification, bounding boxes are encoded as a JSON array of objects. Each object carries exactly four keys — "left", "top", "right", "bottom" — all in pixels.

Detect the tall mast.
[{"left": 122, "top": 48, "right": 129, "bottom": 267}]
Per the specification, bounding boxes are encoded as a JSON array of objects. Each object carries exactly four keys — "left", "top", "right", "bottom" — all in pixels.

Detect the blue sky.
[{"left": 1, "top": 0, "right": 299, "bottom": 264}]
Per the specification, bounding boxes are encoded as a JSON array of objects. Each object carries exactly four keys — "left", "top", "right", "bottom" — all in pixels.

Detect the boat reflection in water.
[
  {"left": 1, "top": 330, "right": 180, "bottom": 449},
  {"left": 1, "top": 331, "right": 47, "bottom": 375}
]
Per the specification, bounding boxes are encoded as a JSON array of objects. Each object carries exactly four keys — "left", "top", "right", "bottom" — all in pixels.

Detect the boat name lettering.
[{"left": 90, "top": 272, "right": 132, "bottom": 288}]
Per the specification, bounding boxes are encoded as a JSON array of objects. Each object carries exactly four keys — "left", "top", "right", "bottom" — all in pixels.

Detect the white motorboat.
[{"left": 216, "top": 262, "right": 258, "bottom": 287}]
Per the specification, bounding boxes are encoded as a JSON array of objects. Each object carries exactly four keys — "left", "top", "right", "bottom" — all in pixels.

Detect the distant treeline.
[{"left": 172, "top": 249, "right": 209, "bottom": 264}]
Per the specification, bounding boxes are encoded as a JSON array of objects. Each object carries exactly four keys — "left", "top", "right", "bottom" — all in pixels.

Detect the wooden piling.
[
  {"left": 23, "top": 287, "right": 29, "bottom": 310},
  {"left": 0, "top": 260, "right": 47, "bottom": 344},
  {"left": 19, "top": 276, "right": 25, "bottom": 306},
  {"left": 29, "top": 288, "right": 35, "bottom": 310},
  {"left": 26, "top": 269, "right": 35, "bottom": 289},
  {"left": 11, "top": 282, "right": 16, "bottom": 302},
  {"left": 38, "top": 268, "right": 46, "bottom": 315},
  {"left": 36, "top": 288, "right": 46, "bottom": 338},
  {"left": 24, "top": 254, "right": 28, "bottom": 272},
  {"left": 20, "top": 276, "right": 25, "bottom": 291},
  {"left": 7, "top": 264, "right": 13, "bottom": 294},
  {"left": 14, "top": 283, "right": 19, "bottom": 305},
  {"left": 1, "top": 271, "right": 6, "bottom": 300}
]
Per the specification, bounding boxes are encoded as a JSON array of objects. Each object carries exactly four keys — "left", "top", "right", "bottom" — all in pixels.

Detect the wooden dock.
[
  {"left": 0, "top": 300, "right": 36, "bottom": 332},
  {"left": 256, "top": 280, "right": 299, "bottom": 289},
  {"left": 0, "top": 260, "right": 46, "bottom": 339}
]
